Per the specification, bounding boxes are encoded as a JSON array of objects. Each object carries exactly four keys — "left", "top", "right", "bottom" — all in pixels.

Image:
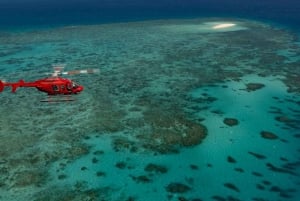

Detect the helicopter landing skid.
[{"left": 40, "top": 95, "right": 75, "bottom": 103}]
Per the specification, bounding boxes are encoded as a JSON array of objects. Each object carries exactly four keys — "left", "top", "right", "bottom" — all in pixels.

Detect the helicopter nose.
[
  {"left": 77, "top": 86, "right": 84, "bottom": 92},
  {"left": 73, "top": 85, "right": 84, "bottom": 94}
]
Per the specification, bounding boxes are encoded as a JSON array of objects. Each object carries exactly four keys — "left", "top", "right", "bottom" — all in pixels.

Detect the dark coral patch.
[
  {"left": 270, "top": 186, "right": 281, "bottom": 192},
  {"left": 93, "top": 150, "right": 104, "bottom": 155},
  {"left": 282, "top": 160, "right": 300, "bottom": 170},
  {"left": 269, "top": 185, "right": 295, "bottom": 199},
  {"left": 96, "top": 171, "right": 106, "bottom": 177},
  {"left": 126, "top": 196, "right": 136, "bottom": 201},
  {"left": 227, "top": 195, "right": 242, "bottom": 201},
  {"left": 248, "top": 151, "right": 266, "bottom": 160},
  {"left": 113, "top": 138, "right": 138, "bottom": 153},
  {"left": 14, "top": 170, "right": 46, "bottom": 187},
  {"left": 212, "top": 110, "right": 224, "bottom": 115},
  {"left": 280, "top": 139, "right": 288, "bottom": 143},
  {"left": 58, "top": 174, "right": 67, "bottom": 180},
  {"left": 227, "top": 156, "right": 237, "bottom": 163},
  {"left": 252, "top": 197, "right": 269, "bottom": 201},
  {"left": 34, "top": 186, "right": 109, "bottom": 201},
  {"left": 181, "top": 123, "right": 208, "bottom": 147},
  {"left": 245, "top": 83, "right": 265, "bottom": 92},
  {"left": 260, "top": 131, "right": 278, "bottom": 140},
  {"left": 224, "top": 183, "right": 240, "bottom": 192},
  {"left": 280, "top": 193, "right": 293, "bottom": 199},
  {"left": 223, "top": 118, "right": 239, "bottom": 126},
  {"left": 275, "top": 116, "right": 291, "bottom": 123},
  {"left": 194, "top": 96, "right": 218, "bottom": 104},
  {"left": 256, "top": 184, "right": 265, "bottom": 190},
  {"left": 234, "top": 168, "right": 244, "bottom": 173},
  {"left": 177, "top": 196, "right": 189, "bottom": 201},
  {"left": 211, "top": 195, "right": 226, "bottom": 201},
  {"left": 280, "top": 157, "right": 288, "bottom": 161},
  {"left": 252, "top": 171, "right": 263, "bottom": 177},
  {"left": 166, "top": 182, "right": 191, "bottom": 193},
  {"left": 130, "top": 175, "right": 152, "bottom": 183},
  {"left": 262, "top": 180, "right": 271, "bottom": 185},
  {"left": 142, "top": 115, "right": 208, "bottom": 153},
  {"left": 136, "top": 107, "right": 209, "bottom": 154},
  {"left": 266, "top": 163, "right": 297, "bottom": 175},
  {"left": 144, "top": 163, "right": 168, "bottom": 174},
  {"left": 92, "top": 157, "right": 99, "bottom": 164},
  {"left": 190, "top": 164, "right": 199, "bottom": 170},
  {"left": 293, "top": 134, "right": 300, "bottom": 138},
  {"left": 115, "top": 161, "right": 127, "bottom": 169},
  {"left": 68, "top": 145, "right": 90, "bottom": 159},
  {"left": 212, "top": 195, "right": 242, "bottom": 201}
]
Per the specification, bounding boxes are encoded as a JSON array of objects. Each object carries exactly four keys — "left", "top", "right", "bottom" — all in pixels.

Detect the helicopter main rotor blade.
[{"left": 61, "top": 69, "right": 100, "bottom": 75}]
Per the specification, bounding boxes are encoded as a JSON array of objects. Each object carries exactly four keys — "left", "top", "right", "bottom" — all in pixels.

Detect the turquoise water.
[{"left": 0, "top": 18, "right": 300, "bottom": 200}]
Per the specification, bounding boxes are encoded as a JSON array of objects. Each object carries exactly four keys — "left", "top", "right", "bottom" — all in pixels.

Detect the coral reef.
[
  {"left": 0, "top": 18, "right": 300, "bottom": 200},
  {"left": 266, "top": 163, "right": 297, "bottom": 176},
  {"left": 227, "top": 156, "right": 237, "bottom": 163},
  {"left": 260, "top": 131, "right": 278, "bottom": 140},
  {"left": 130, "top": 175, "right": 152, "bottom": 183},
  {"left": 33, "top": 186, "right": 114, "bottom": 201},
  {"left": 224, "top": 182, "right": 240, "bottom": 192},
  {"left": 248, "top": 151, "right": 267, "bottom": 160},
  {"left": 165, "top": 182, "right": 191, "bottom": 193},
  {"left": 252, "top": 172, "right": 263, "bottom": 177},
  {"left": 223, "top": 118, "right": 239, "bottom": 126},
  {"left": 144, "top": 163, "right": 168, "bottom": 174},
  {"left": 245, "top": 83, "right": 265, "bottom": 92},
  {"left": 139, "top": 109, "right": 207, "bottom": 153}
]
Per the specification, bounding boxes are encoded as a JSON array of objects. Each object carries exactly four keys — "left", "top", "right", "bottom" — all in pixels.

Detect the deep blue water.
[{"left": 0, "top": 0, "right": 300, "bottom": 32}]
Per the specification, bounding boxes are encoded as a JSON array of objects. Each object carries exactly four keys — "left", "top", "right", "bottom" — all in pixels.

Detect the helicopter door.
[{"left": 67, "top": 83, "right": 72, "bottom": 91}]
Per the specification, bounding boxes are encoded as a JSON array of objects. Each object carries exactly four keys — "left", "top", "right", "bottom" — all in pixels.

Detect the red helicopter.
[{"left": 0, "top": 65, "right": 99, "bottom": 101}]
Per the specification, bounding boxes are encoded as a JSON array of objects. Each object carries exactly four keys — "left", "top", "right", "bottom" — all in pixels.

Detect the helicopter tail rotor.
[{"left": 0, "top": 80, "right": 4, "bottom": 92}]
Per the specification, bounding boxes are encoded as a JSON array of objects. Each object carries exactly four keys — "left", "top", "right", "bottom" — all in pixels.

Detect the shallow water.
[{"left": 0, "top": 18, "right": 300, "bottom": 201}]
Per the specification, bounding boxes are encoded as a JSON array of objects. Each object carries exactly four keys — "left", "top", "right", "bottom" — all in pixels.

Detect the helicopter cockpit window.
[
  {"left": 72, "top": 82, "right": 79, "bottom": 89},
  {"left": 52, "top": 85, "right": 59, "bottom": 91}
]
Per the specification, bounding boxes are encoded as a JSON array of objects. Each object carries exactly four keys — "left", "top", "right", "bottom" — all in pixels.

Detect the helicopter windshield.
[{"left": 72, "top": 81, "right": 79, "bottom": 88}]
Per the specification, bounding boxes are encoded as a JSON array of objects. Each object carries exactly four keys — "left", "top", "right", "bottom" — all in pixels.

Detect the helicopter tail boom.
[
  {"left": 0, "top": 80, "right": 37, "bottom": 93},
  {"left": 0, "top": 80, "right": 22, "bottom": 93}
]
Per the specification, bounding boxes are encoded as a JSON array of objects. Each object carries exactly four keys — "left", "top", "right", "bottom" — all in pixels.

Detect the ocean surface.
[{"left": 0, "top": 1, "right": 300, "bottom": 201}]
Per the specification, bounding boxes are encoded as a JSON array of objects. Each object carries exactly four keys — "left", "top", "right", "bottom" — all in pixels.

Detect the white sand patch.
[
  {"left": 212, "top": 23, "right": 236, "bottom": 29},
  {"left": 163, "top": 20, "right": 248, "bottom": 33}
]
